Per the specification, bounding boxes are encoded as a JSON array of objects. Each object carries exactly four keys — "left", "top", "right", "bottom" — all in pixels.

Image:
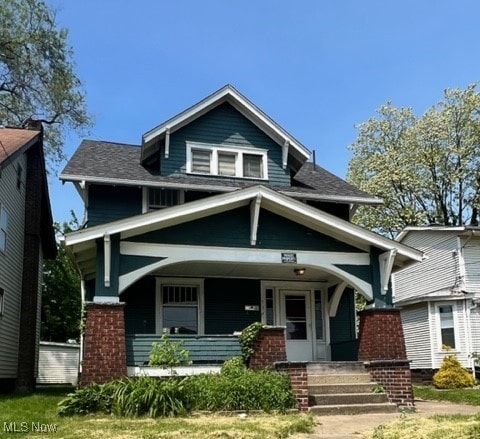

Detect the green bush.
[
  {"left": 148, "top": 333, "right": 191, "bottom": 368},
  {"left": 238, "top": 322, "right": 264, "bottom": 363},
  {"left": 58, "top": 376, "right": 189, "bottom": 417},
  {"left": 185, "top": 366, "right": 296, "bottom": 412},
  {"left": 58, "top": 364, "right": 296, "bottom": 417},
  {"left": 433, "top": 354, "right": 475, "bottom": 389}
]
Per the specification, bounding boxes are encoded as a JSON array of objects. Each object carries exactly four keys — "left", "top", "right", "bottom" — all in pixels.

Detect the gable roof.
[
  {"left": 0, "top": 127, "right": 40, "bottom": 170},
  {"left": 65, "top": 184, "right": 422, "bottom": 279},
  {"left": 396, "top": 225, "right": 480, "bottom": 242},
  {"left": 142, "top": 84, "right": 311, "bottom": 169},
  {"left": 60, "top": 139, "right": 381, "bottom": 205}
]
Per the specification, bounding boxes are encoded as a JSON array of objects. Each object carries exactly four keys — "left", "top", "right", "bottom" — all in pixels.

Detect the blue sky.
[{"left": 47, "top": 0, "right": 480, "bottom": 223}]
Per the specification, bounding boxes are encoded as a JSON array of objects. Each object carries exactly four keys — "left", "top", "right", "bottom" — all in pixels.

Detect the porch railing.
[{"left": 126, "top": 334, "right": 242, "bottom": 366}]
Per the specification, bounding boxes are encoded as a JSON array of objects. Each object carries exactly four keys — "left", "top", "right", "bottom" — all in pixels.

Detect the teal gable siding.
[
  {"left": 204, "top": 278, "right": 261, "bottom": 334},
  {"left": 161, "top": 102, "right": 290, "bottom": 186},
  {"left": 127, "top": 206, "right": 362, "bottom": 252},
  {"left": 88, "top": 185, "right": 142, "bottom": 226}
]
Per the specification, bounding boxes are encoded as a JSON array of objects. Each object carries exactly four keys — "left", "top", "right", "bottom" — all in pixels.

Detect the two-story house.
[
  {"left": 61, "top": 85, "right": 423, "bottom": 390},
  {"left": 0, "top": 125, "right": 56, "bottom": 393},
  {"left": 393, "top": 226, "right": 480, "bottom": 381}
]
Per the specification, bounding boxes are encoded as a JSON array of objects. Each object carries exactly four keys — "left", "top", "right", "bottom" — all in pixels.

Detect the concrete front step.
[
  {"left": 307, "top": 361, "right": 366, "bottom": 374},
  {"left": 309, "top": 383, "right": 379, "bottom": 395},
  {"left": 308, "top": 373, "right": 372, "bottom": 385},
  {"left": 309, "top": 392, "right": 389, "bottom": 406},
  {"left": 309, "top": 402, "right": 398, "bottom": 416}
]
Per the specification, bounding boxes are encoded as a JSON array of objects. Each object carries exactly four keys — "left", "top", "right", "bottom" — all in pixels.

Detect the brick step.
[
  {"left": 308, "top": 402, "right": 398, "bottom": 416},
  {"left": 308, "top": 373, "right": 372, "bottom": 385},
  {"left": 309, "top": 392, "right": 389, "bottom": 406},
  {"left": 307, "top": 361, "right": 366, "bottom": 374},
  {"left": 308, "top": 383, "right": 377, "bottom": 395}
]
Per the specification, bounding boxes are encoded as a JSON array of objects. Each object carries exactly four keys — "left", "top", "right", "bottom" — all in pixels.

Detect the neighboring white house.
[{"left": 392, "top": 226, "right": 480, "bottom": 379}]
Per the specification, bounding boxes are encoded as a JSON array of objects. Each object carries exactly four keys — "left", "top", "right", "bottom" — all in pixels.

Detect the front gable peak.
[{"left": 141, "top": 85, "right": 311, "bottom": 172}]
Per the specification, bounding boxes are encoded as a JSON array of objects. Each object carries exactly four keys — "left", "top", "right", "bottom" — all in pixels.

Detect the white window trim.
[
  {"left": 142, "top": 188, "right": 185, "bottom": 213},
  {"left": 155, "top": 277, "right": 204, "bottom": 335},
  {"left": 186, "top": 141, "right": 268, "bottom": 180},
  {"left": 435, "top": 301, "right": 459, "bottom": 352}
]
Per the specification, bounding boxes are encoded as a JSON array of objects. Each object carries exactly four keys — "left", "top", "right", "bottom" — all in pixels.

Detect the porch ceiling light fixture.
[{"left": 294, "top": 267, "right": 306, "bottom": 276}]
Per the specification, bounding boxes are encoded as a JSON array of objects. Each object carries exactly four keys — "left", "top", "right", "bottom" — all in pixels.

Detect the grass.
[
  {"left": 414, "top": 385, "right": 480, "bottom": 406},
  {"left": 371, "top": 414, "right": 480, "bottom": 439},
  {"left": 0, "top": 387, "right": 314, "bottom": 439}
]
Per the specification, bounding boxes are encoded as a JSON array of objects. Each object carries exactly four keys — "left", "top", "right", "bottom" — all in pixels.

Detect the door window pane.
[
  {"left": 285, "top": 295, "right": 307, "bottom": 340},
  {"left": 314, "top": 290, "right": 323, "bottom": 340}
]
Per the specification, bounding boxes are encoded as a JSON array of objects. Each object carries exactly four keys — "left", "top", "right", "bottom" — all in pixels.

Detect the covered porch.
[{"left": 65, "top": 185, "right": 423, "bottom": 404}]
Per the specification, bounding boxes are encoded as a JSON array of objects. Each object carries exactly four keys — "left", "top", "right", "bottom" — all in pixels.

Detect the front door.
[{"left": 280, "top": 290, "right": 313, "bottom": 361}]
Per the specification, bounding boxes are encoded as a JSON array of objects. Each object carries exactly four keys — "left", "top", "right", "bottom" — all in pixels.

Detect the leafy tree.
[
  {"left": 348, "top": 83, "right": 480, "bottom": 238},
  {"left": 0, "top": 0, "right": 91, "bottom": 169},
  {"left": 41, "top": 219, "right": 81, "bottom": 342}
]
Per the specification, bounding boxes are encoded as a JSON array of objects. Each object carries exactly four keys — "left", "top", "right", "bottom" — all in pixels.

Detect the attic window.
[
  {"left": 145, "top": 188, "right": 184, "bottom": 211},
  {"left": 187, "top": 142, "right": 267, "bottom": 180}
]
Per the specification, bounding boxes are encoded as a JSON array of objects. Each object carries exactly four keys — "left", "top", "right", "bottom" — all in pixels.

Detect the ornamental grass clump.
[{"left": 433, "top": 354, "right": 475, "bottom": 389}]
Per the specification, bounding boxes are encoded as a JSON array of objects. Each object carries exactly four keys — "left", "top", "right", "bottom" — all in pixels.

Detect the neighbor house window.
[
  {"left": 16, "top": 165, "right": 22, "bottom": 190},
  {"left": 186, "top": 142, "right": 268, "bottom": 180},
  {"left": 0, "top": 205, "right": 8, "bottom": 252},
  {"left": 156, "top": 279, "right": 204, "bottom": 334},
  {"left": 0, "top": 288, "right": 4, "bottom": 316},
  {"left": 438, "top": 304, "right": 456, "bottom": 349}
]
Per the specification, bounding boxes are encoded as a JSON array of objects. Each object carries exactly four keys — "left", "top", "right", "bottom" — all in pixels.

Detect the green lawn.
[
  {"left": 414, "top": 385, "right": 480, "bottom": 406},
  {"left": 0, "top": 387, "right": 313, "bottom": 439}
]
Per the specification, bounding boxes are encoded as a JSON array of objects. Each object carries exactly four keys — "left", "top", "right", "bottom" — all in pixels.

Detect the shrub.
[
  {"left": 433, "top": 354, "right": 475, "bottom": 389},
  {"left": 185, "top": 366, "right": 296, "bottom": 412},
  {"left": 148, "top": 333, "right": 191, "bottom": 369},
  {"left": 58, "top": 377, "right": 189, "bottom": 417},
  {"left": 238, "top": 322, "right": 264, "bottom": 363}
]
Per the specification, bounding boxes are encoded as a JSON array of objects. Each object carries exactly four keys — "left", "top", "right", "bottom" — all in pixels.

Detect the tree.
[
  {"left": 347, "top": 83, "right": 480, "bottom": 238},
  {"left": 0, "top": 0, "right": 91, "bottom": 169},
  {"left": 41, "top": 220, "right": 81, "bottom": 342}
]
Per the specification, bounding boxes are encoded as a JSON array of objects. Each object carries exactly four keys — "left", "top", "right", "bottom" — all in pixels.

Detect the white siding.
[
  {"left": 471, "top": 306, "right": 480, "bottom": 354},
  {"left": 0, "top": 153, "right": 26, "bottom": 379},
  {"left": 400, "top": 303, "right": 432, "bottom": 369},
  {"left": 393, "top": 231, "right": 458, "bottom": 303},
  {"left": 37, "top": 342, "right": 79, "bottom": 385},
  {"left": 461, "top": 236, "right": 480, "bottom": 292}
]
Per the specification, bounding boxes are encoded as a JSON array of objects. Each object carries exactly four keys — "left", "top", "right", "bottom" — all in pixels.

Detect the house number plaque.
[{"left": 281, "top": 252, "right": 297, "bottom": 263}]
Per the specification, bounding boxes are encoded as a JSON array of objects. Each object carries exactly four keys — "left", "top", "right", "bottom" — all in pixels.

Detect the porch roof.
[{"left": 65, "top": 185, "right": 423, "bottom": 279}]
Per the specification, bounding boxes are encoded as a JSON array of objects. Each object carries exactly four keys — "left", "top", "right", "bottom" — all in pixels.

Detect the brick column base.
[
  {"left": 275, "top": 362, "right": 309, "bottom": 411},
  {"left": 249, "top": 326, "right": 287, "bottom": 369},
  {"left": 358, "top": 308, "right": 414, "bottom": 407},
  {"left": 365, "top": 360, "right": 414, "bottom": 407},
  {"left": 80, "top": 302, "right": 127, "bottom": 386}
]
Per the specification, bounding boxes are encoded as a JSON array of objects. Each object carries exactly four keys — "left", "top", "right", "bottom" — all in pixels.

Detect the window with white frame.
[
  {"left": 0, "top": 205, "right": 8, "bottom": 253},
  {"left": 186, "top": 142, "right": 268, "bottom": 180},
  {"left": 438, "top": 304, "right": 456, "bottom": 349},
  {"left": 145, "top": 188, "right": 184, "bottom": 211},
  {"left": 156, "top": 279, "right": 204, "bottom": 334}
]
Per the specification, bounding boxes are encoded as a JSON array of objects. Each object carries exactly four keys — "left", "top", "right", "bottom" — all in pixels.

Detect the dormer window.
[{"left": 187, "top": 142, "right": 267, "bottom": 180}]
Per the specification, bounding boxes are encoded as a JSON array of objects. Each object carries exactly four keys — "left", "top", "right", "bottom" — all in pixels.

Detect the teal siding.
[
  {"left": 126, "top": 334, "right": 241, "bottom": 366},
  {"left": 128, "top": 206, "right": 362, "bottom": 252},
  {"left": 329, "top": 287, "right": 358, "bottom": 361},
  {"left": 121, "top": 276, "right": 156, "bottom": 334},
  {"left": 161, "top": 103, "right": 290, "bottom": 186},
  {"left": 334, "top": 265, "right": 372, "bottom": 284},
  {"left": 88, "top": 185, "right": 142, "bottom": 226},
  {"left": 204, "top": 278, "right": 261, "bottom": 334}
]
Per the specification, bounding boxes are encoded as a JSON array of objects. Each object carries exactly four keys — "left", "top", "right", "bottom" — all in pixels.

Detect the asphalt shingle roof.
[
  {"left": 0, "top": 127, "right": 40, "bottom": 167},
  {"left": 61, "top": 139, "right": 380, "bottom": 205}
]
